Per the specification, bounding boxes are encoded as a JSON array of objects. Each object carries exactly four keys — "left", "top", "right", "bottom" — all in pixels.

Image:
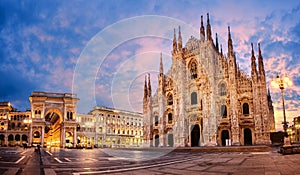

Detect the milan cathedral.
[{"left": 143, "top": 14, "right": 275, "bottom": 147}]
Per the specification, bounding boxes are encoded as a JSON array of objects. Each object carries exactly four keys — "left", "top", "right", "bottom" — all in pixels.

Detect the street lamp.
[{"left": 271, "top": 74, "right": 292, "bottom": 137}]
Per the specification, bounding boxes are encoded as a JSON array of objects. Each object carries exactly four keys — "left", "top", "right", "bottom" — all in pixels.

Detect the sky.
[{"left": 1, "top": 0, "right": 300, "bottom": 131}]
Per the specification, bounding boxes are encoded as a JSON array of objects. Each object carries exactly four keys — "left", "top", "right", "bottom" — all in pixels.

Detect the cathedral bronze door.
[
  {"left": 191, "top": 125, "right": 200, "bottom": 147},
  {"left": 168, "top": 134, "right": 174, "bottom": 147},
  {"left": 154, "top": 135, "right": 159, "bottom": 147},
  {"left": 244, "top": 128, "right": 252, "bottom": 145},
  {"left": 221, "top": 130, "right": 229, "bottom": 146}
]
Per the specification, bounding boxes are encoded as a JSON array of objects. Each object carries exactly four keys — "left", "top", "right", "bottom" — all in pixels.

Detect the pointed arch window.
[
  {"left": 221, "top": 105, "right": 227, "bottom": 118},
  {"left": 168, "top": 113, "right": 173, "bottom": 124},
  {"left": 154, "top": 116, "right": 159, "bottom": 126},
  {"left": 242, "top": 103, "right": 249, "bottom": 115},
  {"left": 191, "top": 92, "right": 198, "bottom": 105},
  {"left": 167, "top": 94, "right": 173, "bottom": 105},
  {"left": 220, "top": 83, "right": 226, "bottom": 96},
  {"left": 190, "top": 62, "right": 198, "bottom": 79}
]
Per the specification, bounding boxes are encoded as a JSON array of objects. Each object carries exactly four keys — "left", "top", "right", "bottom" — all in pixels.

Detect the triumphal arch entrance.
[{"left": 29, "top": 92, "right": 79, "bottom": 148}]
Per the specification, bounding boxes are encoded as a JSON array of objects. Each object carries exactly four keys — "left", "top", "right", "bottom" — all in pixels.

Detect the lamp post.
[{"left": 272, "top": 74, "right": 292, "bottom": 137}]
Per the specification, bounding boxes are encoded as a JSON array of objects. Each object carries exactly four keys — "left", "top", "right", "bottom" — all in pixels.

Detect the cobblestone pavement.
[{"left": 1, "top": 147, "right": 300, "bottom": 175}]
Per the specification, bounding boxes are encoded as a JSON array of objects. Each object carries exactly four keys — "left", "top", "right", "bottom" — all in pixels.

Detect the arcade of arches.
[
  {"left": 28, "top": 92, "right": 79, "bottom": 148},
  {"left": 0, "top": 92, "right": 79, "bottom": 148}
]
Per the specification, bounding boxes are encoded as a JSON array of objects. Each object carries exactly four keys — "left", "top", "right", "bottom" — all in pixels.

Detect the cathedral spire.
[
  {"left": 237, "top": 63, "right": 241, "bottom": 77},
  {"left": 228, "top": 26, "right": 233, "bottom": 56},
  {"left": 206, "top": 13, "right": 212, "bottom": 41},
  {"left": 220, "top": 44, "right": 223, "bottom": 55},
  {"left": 267, "top": 87, "right": 271, "bottom": 97},
  {"left": 200, "top": 15, "right": 205, "bottom": 41},
  {"left": 173, "top": 28, "right": 177, "bottom": 52},
  {"left": 148, "top": 73, "right": 151, "bottom": 97},
  {"left": 251, "top": 43, "right": 258, "bottom": 80},
  {"left": 178, "top": 26, "right": 182, "bottom": 51},
  {"left": 159, "top": 52, "right": 163, "bottom": 76},
  {"left": 258, "top": 43, "right": 265, "bottom": 78},
  {"left": 144, "top": 75, "right": 148, "bottom": 99},
  {"left": 215, "top": 33, "right": 219, "bottom": 52}
]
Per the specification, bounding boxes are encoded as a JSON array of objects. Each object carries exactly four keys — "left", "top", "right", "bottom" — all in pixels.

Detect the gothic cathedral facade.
[{"left": 143, "top": 14, "right": 275, "bottom": 147}]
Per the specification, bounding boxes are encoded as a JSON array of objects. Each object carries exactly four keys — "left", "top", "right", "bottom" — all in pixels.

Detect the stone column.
[
  {"left": 29, "top": 125, "right": 33, "bottom": 146},
  {"left": 199, "top": 123, "right": 203, "bottom": 146},
  {"left": 4, "top": 133, "right": 8, "bottom": 146},
  {"left": 41, "top": 126, "right": 45, "bottom": 146},
  {"left": 73, "top": 127, "right": 77, "bottom": 147},
  {"left": 188, "top": 123, "right": 191, "bottom": 147},
  {"left": 60, "top": 124, "right": 65, "bottom": 148}
]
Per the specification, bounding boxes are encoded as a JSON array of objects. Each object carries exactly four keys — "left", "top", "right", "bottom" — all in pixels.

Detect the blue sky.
[{"left": 1, "top": 0, "right": 300, "bottom": 131}]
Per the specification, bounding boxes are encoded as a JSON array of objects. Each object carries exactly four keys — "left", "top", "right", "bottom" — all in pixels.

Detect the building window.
[
  {"left": 190, "top": 61, "right": 198, "bottom": 79},
  {"left": 191, "top": 92, "right": 198, "bottom": 105},
  {"left": 154, "top": 116, "right": 158, "bottom": 126},
  {"left": 220, "top": 83, "right": 226, "bottom": 96},
  {"left": 243, "top": 103, "right": 249, "bottom": 115},
  {"left": 167, "top": 94, "right": 173, "bottom": 105},
  {"left": 33, "top": 131, "right": 40, "bottom": 138},
  {"left": 168, "top": 113, "right": 173, "bottom": 124},
  {"left": 221, "top": 105, "right": 227, "bottom": 118}
]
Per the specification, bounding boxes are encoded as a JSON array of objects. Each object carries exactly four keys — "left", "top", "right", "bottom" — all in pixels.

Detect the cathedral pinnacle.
[
  {"left": 251, "top": 43, "right": 258, "bottom": 80},
  {"left": 228, "top": 26, "right": 233, "bottom": 56},
  {"left": 220, "top": 44, "right": 223, "bottom": 55},
  {"left": 258, "top": 43, "right": 265, "bottom": 78},
  {"left": 200, "top": 15, "right": 205, "bottom": 41},
  {"left": 148, "top": 73, "right": 151, "bottom": 97},
  {"left": 251, "top": 42, "right": 254, "bottom": 57},
  {"left": 258, "top": 43, "right": 262, "bottom": 56},
  {"left": 173, "top": 28, "right": 177, "bottom": 52},
  {"left": 206, "top": 13, "right": 212, "bottom": 41},
  {"left": 144, "top": 75, "right": 148, "bottom": 99},
  {"left": 178, "top": 26, "right": 182, "bottom": 50},
  {"left": 159, "top": 52, "right": 164, "bottom": 76},
  {"left": 215, "top": 33, "right": 219, "bottom": 52}
]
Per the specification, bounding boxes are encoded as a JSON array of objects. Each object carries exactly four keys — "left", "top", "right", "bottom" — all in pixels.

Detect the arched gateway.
[
  {"left": 29, "top": 92, "right": 79, "bottom": 148},
  {"left": 191, "top": 125, "right": 200, "bottom": 147}
]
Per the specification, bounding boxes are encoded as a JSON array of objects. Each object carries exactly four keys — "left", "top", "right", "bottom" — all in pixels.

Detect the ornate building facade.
[
  {"left": 77, "top": 106, "right": 143, "bottom": 148},
  {"left": 0, "top": 92, "right": 143, "bottom": 148},
  {"left": 287, "top": 116, "right": 300, "bottom": 143},
  {"left": 0, "top": 92, "right": 79, "bottom": 148},
  {"left": 143, "top": 14, "right": 275, "bottom": 147}
]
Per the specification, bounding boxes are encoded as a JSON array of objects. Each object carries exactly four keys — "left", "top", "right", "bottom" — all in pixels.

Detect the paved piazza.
[{"left": 0, "top": 147, "right": 300, "bottom": 175}]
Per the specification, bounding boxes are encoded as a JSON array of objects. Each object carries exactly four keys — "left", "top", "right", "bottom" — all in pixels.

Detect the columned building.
[
  {"left": 143, "top": 14, "right": 275, "bottom": 147},
  {"left": 0, "top": 93, "right": 143, "bottom": 148},
  {"left": 29, "top": 92, "right": 79, "bottom": 148},
  {"left": 287, "top": 116, "right": 300, "bottom": 143},
  {"left": 0, "top": 102, "right": 31, "bottom": 146},
  {"left": 0, "top": 92, "right": 79, "bottom": 148},
  {"left": 88, "top": 106, "right": 143, "bottom": 148}
]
